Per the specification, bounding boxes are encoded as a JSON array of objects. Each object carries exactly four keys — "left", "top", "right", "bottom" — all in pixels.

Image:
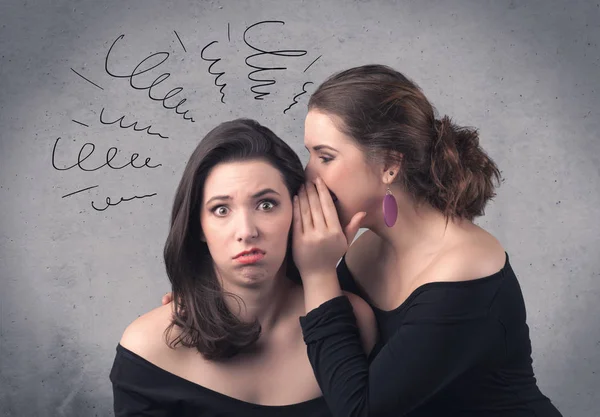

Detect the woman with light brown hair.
[{"left": 292, "top": 64, "right": 563, "bottom": 416}]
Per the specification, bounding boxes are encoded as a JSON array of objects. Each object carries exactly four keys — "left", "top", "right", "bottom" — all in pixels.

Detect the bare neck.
[
  {"left": 368, "top": 188, "right": 466, "bottom": 260},
  {"left": 219, "top": 267, "right": 298, "bottom": 335}
]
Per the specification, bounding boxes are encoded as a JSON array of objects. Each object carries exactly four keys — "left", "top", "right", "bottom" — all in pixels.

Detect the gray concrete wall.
[{"left": 1, "top": 0, "right": 598, "bottom": 415}]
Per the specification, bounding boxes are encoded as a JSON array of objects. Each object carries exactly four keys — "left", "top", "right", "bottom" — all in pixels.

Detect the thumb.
[{"left": 344, "top": 212, "right": 367, "bottom": 245}]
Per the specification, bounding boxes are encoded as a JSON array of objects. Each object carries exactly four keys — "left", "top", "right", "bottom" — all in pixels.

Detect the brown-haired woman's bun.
[
  {"left": 308, "top": 64, "right": 502, "bottom": 221},
  {"left": 429, "top": 115, "right": 502, "bottom": 221}
]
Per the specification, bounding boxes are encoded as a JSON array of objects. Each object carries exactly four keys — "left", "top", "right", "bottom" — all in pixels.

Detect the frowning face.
[{"left": 200, "top": 159, "right": 293, "bottom": 289}]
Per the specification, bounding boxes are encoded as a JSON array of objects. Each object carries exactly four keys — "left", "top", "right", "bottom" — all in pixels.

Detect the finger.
[
  {"left": 162, "top": 292, "right": 172, "bottom": 305},
  {"left": 292, "top": 195, "right": 303, "bottom": 235},
  {"left": 297, "top": 185, "right": 314, "bottom": 232},
  {"left": 344, "top": 211, "right": 367, "bottom": 245},
  {"left": 305, "top": 181, "right": 327, "bottom": 230},
  {"left": 315, "top": 177, "right": 341, "bottom": 230}
]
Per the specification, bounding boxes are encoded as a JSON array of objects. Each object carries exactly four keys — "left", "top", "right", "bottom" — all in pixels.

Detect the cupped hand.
[{"left": 292, "top": 177, "right": 366, "bottom": 278}]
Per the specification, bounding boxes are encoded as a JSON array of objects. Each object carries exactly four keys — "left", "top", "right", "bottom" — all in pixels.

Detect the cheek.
[
  {"left": 265, "top": 211, "right": 292, "bottom": 246},
  {"left": 200, "top": 217, "right": 227, "bottom": 256},
  {"left": 275, "top": 210, "right": 293, "bottom": 235},
  {"left": 325, "top": 167, "right": 378, "bottom": 222},
  {"left": 323, "top": 165, "right": 359, "bottom": 200}
]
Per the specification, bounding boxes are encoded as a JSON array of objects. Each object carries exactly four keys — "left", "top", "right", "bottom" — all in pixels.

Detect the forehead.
[
  {"left": 304, "top": 110, "right": 355, "bottom": 148},
  {"left": 203, "top": 159, "right": 287, "bottom": 199}
]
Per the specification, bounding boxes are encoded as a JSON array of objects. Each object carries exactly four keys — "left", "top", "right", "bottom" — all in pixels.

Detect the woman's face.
[
  {"left": 200, "top": 159, "right": 293, "bottom": 288},
  {"left": 304, "top": 110, "right": 384, "bottom": 227}
]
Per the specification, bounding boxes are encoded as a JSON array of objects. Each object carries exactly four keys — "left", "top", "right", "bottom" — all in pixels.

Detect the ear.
[{"left": 380, "top": 155, "right": 402, "bottom": 185}]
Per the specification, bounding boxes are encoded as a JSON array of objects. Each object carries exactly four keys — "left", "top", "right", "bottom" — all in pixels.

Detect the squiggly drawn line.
[
  {"left": 200, "top": 41, "right": 227, "bottom": 104},
  {"left": 72, "top": 120, "right": 89, "bottom": 127},
  {"left": 99, "top": 108, "right": 168, "bottom": 138},
  {"left": 174, "top": 31, "right": 187, "bottom": 52},
  {"left": 303, "top": 55, "right": 322, "bottom": 73},
  {"left": 71, "top": 68, "right": 104, "bottom": 90},
  {"left": 243, "top": 21, "right": 308, "bottom": 100},
  {"left": 62, "top": 185, "right": 99, "bottom": 198},
  {"left": 52, "top": 137, "right": 162, "bottom": 172},
  {"left": 104, "top": 34, "right": 195, "bottom": 123},
  {"left": 283, "top": 82, "right": 313, "bottom": 114},
  {"left": 92, "top": 192, "right": 157, "bottom": 211}
]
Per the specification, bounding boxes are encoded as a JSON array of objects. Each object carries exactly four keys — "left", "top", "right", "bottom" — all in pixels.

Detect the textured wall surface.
[{"left": 1, "top": 0, "right": 598, "bottom": 415}]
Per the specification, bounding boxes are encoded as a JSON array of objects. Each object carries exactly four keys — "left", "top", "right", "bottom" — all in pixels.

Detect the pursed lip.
[{"left": 233, "top": 248, "right": 266, "bottom": 259}]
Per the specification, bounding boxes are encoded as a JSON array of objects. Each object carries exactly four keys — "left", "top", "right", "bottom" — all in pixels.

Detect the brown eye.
[
  {"left": 258, "top": 200, "right": 277, "bottom": 211},
  {"left": 213, "top": 206, "right": 229, "bottom": 216}
]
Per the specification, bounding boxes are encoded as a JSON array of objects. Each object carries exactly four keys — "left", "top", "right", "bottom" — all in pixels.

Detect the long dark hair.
[
  {"left": 308, "top": 64, "right": 501, "bottom": 221},
  {"left": 163, "top": 118, "right": 304, "bottom": 360}
]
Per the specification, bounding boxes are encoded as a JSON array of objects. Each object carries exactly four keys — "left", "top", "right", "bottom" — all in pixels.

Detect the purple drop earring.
[{"left": 382, "top": 173, "right": 398, "bottom": 227}]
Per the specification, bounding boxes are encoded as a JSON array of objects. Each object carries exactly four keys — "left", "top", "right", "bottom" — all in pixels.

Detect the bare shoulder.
[
  {"left": 119, "top": 303, "right": 177, "bottom": 361},
  {"left": 428, "top": 227, "right": 507, "bottom": 283},
  {"left": 342, "top": 291, "right": 378, "bottom": 355},
  {"left": 345, "top": 229, "right": 382, "bottom": 272}
]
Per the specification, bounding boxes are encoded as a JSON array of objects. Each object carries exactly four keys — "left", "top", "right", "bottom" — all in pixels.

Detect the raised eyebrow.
[
  {"left": 205, "top": 195, "right": 230, "bottom": 205},
  {"left": 205, "top": 189, "right": 280, "bottom": 205},
  {"left": 252, "top": 188, "right": 281, "bottom": 199}
]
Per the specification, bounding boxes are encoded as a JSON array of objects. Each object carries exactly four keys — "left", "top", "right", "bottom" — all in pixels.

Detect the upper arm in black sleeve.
[
  {"left": 302, "top": 287, "right": 504, "bottom": 417},
  {"left": 110, "top": 348, "right": 170, "bottom": 417}
]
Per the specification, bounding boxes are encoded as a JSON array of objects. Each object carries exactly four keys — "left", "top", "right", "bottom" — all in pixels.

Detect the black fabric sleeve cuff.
[{"left": 299, "top": 295, "right": 358, "bottom": 343}]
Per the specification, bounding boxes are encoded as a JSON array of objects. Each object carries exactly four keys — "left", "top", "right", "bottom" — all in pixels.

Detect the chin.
[{"left": 236, "top": 265, "right": 275, "bottom": 286}]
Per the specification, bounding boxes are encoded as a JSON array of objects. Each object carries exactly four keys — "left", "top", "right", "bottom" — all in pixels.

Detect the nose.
[
  {"left": 235, "top": 210, "right": 259, "bottom": 242},
  {"left": 304, "top": 159, "right": 317, "bottom": 183}
]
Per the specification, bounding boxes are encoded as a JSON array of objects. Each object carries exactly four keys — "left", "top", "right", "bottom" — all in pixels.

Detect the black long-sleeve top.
[{"left": 299, "top": 253, "right": 563, "bottom": 417}]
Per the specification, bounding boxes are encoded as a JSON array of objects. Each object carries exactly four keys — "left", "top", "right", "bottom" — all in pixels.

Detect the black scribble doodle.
[
  {"left": 200, "top": 41, "right": 227, "bottom": 104},
  {"left": 52, "top": 137, "right": 162, "bottom": 172},
  {"left": 283, "top": 82, "right": 313, "bottom": 114},
  {"left": 72, "top": 119, "right": 89, "bottom": 127},
  {"left": 62, "top": 185, "right": 99, "bottom": 198},
  {"left": 104, "top": 34, "right": 195, "bottom": 123},
  {"left": 303, "top": 55, "right": 322, "bottom": 73},
  {"left": 174, "top": 30, "right": 187, "bottom": 52},
  {"left": 92, "top": 192, "right": 157, "bottom": 211},
  {"left": 243, "top": 21, "right": 308, "bottom": 100},
  {"left": 99, "top": 108, "right": 168, "bottom": 138},
  {"left": 228, "top": 23, "right": 231, "bottom": 42},
  {"left": 71, "top": 68, "right": 104, "bottom": 90}
]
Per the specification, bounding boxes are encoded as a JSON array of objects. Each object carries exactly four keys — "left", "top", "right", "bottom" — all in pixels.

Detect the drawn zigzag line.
[
  {"left": 283, "top": 82, "right": 314, "bottom": 114},
  {"left": 201, "top": 41, "right": 227, "bottom": 104}
]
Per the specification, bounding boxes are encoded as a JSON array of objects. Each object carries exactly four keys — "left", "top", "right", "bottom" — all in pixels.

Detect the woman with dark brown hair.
[
  {"left": 293, "top": 65, "right": 563, "bottom": 416},
  {"left": 109, "top": 118, "right": 376, "bottom": 416}
]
